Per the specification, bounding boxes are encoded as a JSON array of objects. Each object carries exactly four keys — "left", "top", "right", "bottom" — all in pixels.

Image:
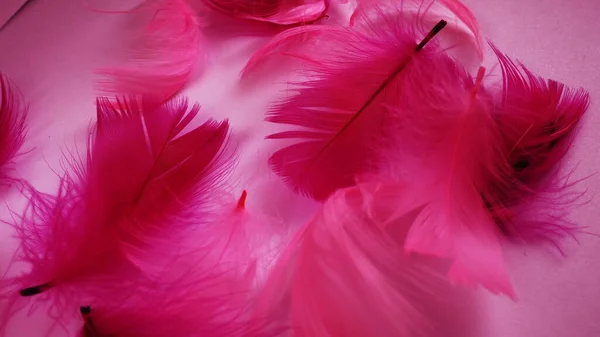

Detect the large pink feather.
[
  {"left": 199, "top": 0, "right": 329, "bottom": 25},
  {"left": 379, "top": 65, "right": 515, "bottom": 297},
  {"left": 252, "top": 182, "right": 463, "bottom": 337},
  {"left": 97, "top": 0, "right": 202, "bottom": 102},
  {"left": 0, "top": 73, "right": 26, "bottom": 182},
  {"left": 1, "top": 96, "right": 232, "bottom": 330},
  {"left": 484, "top": 44, "right": 590, "bottom": 248},
  {"left": 266, "top": 9, "right": 448, "bottom": 200}
]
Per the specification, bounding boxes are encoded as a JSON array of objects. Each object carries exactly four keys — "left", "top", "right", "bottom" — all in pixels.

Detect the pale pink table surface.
[{"left": 0, "top": 0, "right": 599, "bottom": 336}]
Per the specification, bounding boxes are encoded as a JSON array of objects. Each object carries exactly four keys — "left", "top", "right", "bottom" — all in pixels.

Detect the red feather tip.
[
  {"left": 1, "top": 96, "right": 233, "bottom": 331},
  {"left": 265, "top": 7, "right": 449, "bottom": 201},
  {"left": 0, "top": 73, "right": 27, "bottom": 182}
]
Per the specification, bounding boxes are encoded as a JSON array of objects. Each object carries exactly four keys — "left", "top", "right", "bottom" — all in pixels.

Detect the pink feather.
[
  {"left": 266, "top": 9, "right": 449, "bottom": 200},
  {"left": 199, "top": 0, "right": 329, "bottom": 25},
  {"left": 0, "top": 73, "right": 27, "bottom": 182},
  {"left": 377, "top": 65, "right": 515, "bottom": 297},
  {"left": 252, "top": 182, "right": 462, "bottom": 337},
  {"left": 96, "top": 0, "right": 202, "bottom": 102},
  {"left": 76, "top": 191, "right": 277, "bottom": 337},
  {"left": 484, "top": 44, "right": 590, "bottom": 248},
  {"left": 1, "top": 96, "right": 233, "bottom": 330}
]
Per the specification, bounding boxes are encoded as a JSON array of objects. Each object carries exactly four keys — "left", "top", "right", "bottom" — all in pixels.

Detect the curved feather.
[
  {"left": 252, "top": 182, "right": 461, "bottom": 337},
  {"left": 0, "top": 73, "right": 26, "bottom": 181},
  {"left": 484, "top": 44, "right": 590, "bottom": 247},
  {"left": 1, "top": 96, "right": 232, "bottom": 330},
  {"left": 96, "top": 0, "right": 202, "bottom": 102},
  {"left": 201, "top": 0, "right": 329, "bottom": 25},
  {"left": 266, "top": 10, "right": 448, "bottom": 200}
]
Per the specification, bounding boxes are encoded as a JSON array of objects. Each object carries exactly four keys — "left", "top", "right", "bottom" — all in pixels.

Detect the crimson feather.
[
  {"left": 1, "top": 96, "right": 232, "bottom": 330},
  {"left": 266, "top": 8, "right": 448, "bottom": 200},
  {"left": 97, "top": 0, "right": 202, "bottom": 102},
  {"left": 252, "top": 182, "right": 463, "bottom": 337},
  {"left": 484, "top": 44, "right": 589, "bottom": 247},
  {"left": 0, "top": 73, "right": 26, "bottom": 182}
]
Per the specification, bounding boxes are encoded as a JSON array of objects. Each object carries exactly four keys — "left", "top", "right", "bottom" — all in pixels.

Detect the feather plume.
[
  {"left": 76, "top": 191, "right": 278, "bottom": 337},
  {"left": 1, "top": 96, "right": 232, "bottom": 329},
  {"left": 96, "top": 0, "right": 202, "bottom": 102},
  {"left": 266, "top": 9, "right": 448, "bottom": 200},
  {"left": 200, "top": 0, "right": 329, "bottom": 25},
  {"left": 252, "top": 182, "right": 461, "bottom": 337},
  {"left": 0, "top": 73, "right": 27, "bottom": 182},
  {"left": 377, "top": 65, "right": 515, "bottom": 297},
  {"left": 484, "top": 44, "right": 589, "bottom": 248}
]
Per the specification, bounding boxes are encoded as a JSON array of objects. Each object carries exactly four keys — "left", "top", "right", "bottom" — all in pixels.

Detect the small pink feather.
[
  {"left": 97, "top": 0, "right": 202, "bottom": 102},
  {"left": 266, "top": 9, "right": 449, "bottom": 200},
  {"left": 252, "top": 182, "right": 461, "bottom": 337},
  {"left": 200, "top": 0, "right": 329, "bottom": 25},
  {"left": 484, "top": 44, "right": 590, "bottom": 248},
  {"left": 1, "top": 96, "right": 232, "bottom": 330},
  {"left": 0, "top": 73, "right": 26, "bottom": 182}
]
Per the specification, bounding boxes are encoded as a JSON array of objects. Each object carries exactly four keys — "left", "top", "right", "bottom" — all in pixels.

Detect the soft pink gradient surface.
[{"left": 0, "top": 0, "right": 599, "bottom": 336}]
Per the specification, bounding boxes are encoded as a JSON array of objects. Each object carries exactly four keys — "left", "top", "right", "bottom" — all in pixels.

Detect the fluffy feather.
[
  {"left": 1, "top": 96, "right": 232, "bottom": 330},
  {"left": 266, "top": 9, "right": 448, "bottom": 200},
  {"left": 252, "top": 182, "right": 461, "bottom": 337},
  {"left": 378, "top": 65, "right": 515, "bottom": 297},
  {"left": 200, "top": 0, "right": 329, "bottom": 25},
  {"left": 484, "top": 44, "right": 589, "bottom": 247},
  {"left": 0, "top": 73, "right": 27, "bottom": 182},
  {"left": 97, "top": 0, "right": 202, "bottom": 102},
  {"left": 76, "top": 191, "right": 278, "bottom": 337}
]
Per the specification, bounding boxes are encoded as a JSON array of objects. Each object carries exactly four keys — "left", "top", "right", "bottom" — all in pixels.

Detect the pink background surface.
[{"left": 0, "top": 0, "right": 599, "bottom": 336}]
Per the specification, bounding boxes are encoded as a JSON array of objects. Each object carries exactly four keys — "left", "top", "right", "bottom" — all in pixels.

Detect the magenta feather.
[
  {"left": 200, "top": 0, "right": 329, "bottom": 25},
  {"left": 97, "top": 0, "right": 202, "bottom": 102},
  {"left": 1, "top": 96, "right": 233, "bottom": 328},
  {"left": 265, "top": 9, "right": 449, "bottom": 200},
  {"left": 484, "top": 44, "right": 590, "bottom": 248},
  {"left": 0, "top": 73, "right": 26, "bottom": 182},
  {"left": 252, "top": 182, "right": 460, "bottom": 337}
]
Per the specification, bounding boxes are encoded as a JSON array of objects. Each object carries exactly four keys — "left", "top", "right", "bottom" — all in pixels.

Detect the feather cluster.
[{"left": 0, "top": 0, "right": 591, "bottom": 336}]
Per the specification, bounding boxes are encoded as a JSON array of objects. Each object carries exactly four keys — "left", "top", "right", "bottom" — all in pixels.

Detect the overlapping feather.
[
  {"left": 265, "top": 8, "right": 448, "bottom": 200},
  {"left": 0, "top": 96, "right": 233, "bottom": 331}
]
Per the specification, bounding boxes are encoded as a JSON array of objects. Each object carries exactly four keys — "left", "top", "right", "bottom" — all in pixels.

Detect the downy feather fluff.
[
  {"left": 251, "top": 182, "right": 462, "bottom": 337},
  {"left": 1, "top": 96, "right": 232, "bottom": 329},
  {"left": 266, "top": 8, "right": 449, "bottom": 200},
  {"left": 97, "top": 0, "right": 202, "bottom": 102},
  {"left": 0, "top": 73, "right": 27, "bottom": 182},
  {"left": 200, "top": 0, "right": 330, "bottom": 25},
  {"left": 484, "top": 44, "right": 590, "bottom": 248},
  {"left": 378, "top": 65, "right": 515, "bottom": 297}
]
